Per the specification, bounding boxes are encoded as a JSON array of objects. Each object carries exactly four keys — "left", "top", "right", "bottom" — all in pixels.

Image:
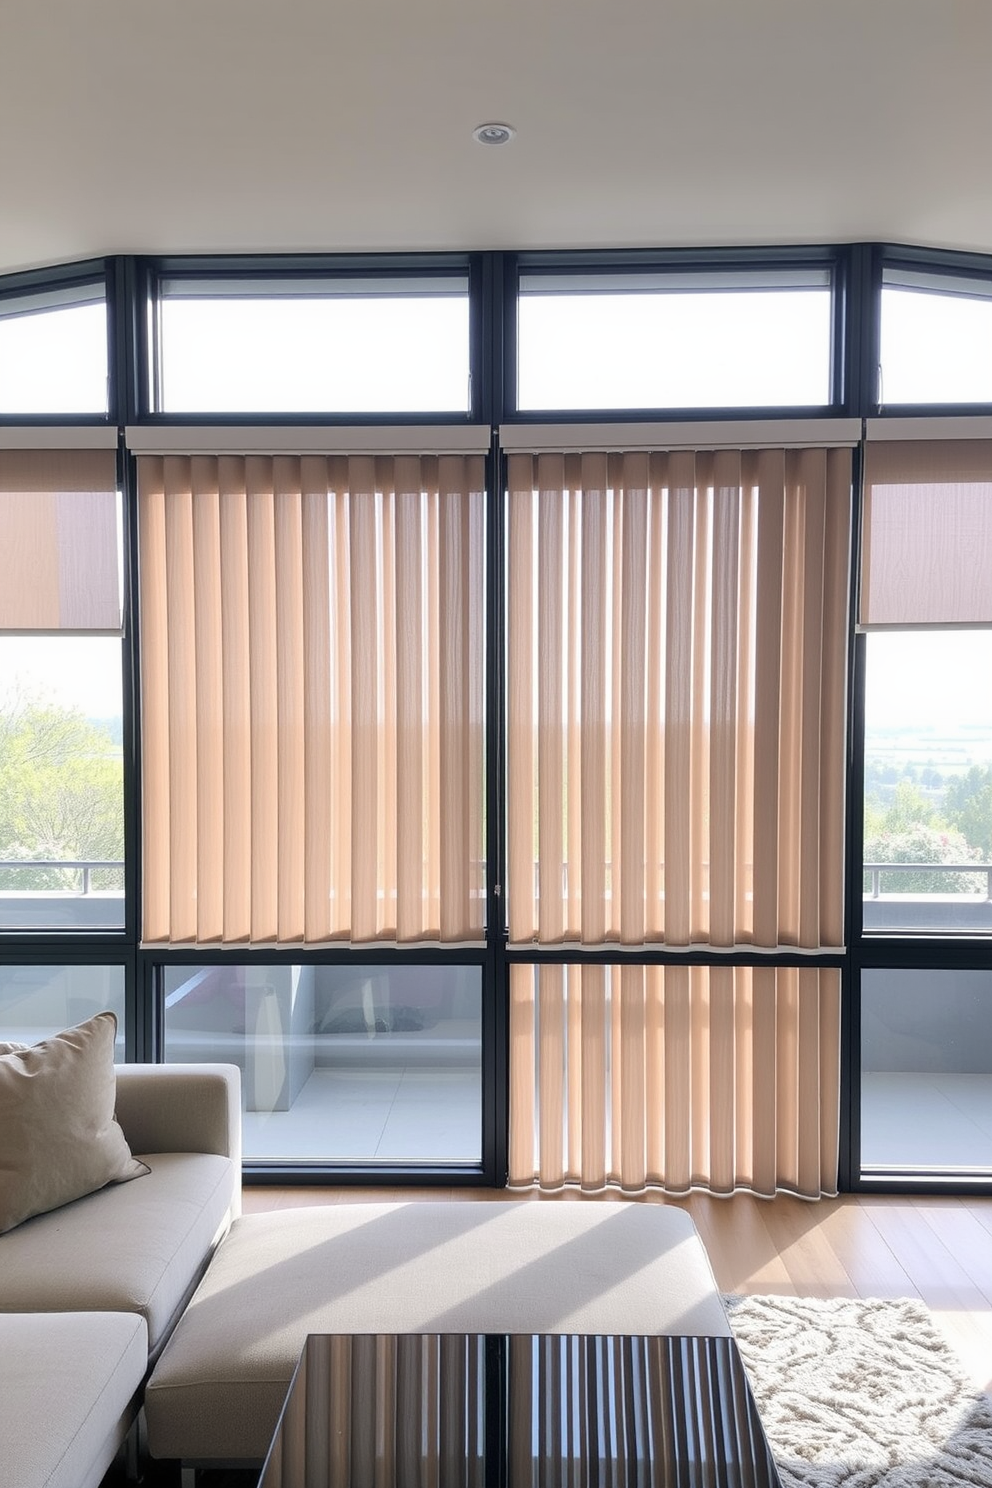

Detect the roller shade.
[
  {"left": 860, "top": 438, "right": 992, "bottom": 627},
  {"left": 0, "top": 450, "right": 121, "bottom": 633}
]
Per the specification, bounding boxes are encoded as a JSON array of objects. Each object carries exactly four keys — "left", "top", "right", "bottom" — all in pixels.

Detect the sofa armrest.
[{"left": 114, "top": 1063, "right": 242, "bottom": 1174}]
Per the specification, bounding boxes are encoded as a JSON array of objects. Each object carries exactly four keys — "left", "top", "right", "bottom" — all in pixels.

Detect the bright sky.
[
  {"left": 0, "top": 636, "right": 123, "bottom": 719},
  {"left": 865, "top": 631, "right": 992, "bottom": 733}
]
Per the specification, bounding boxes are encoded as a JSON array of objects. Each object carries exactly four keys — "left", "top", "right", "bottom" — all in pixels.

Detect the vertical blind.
[
  {"left": 509, "top": 962, "right": 841, "bottom": 1198},
  {"left": 507, "top": 447, "right": 851, "bottom": 950},
  {"left": 138, "top": 452, "right": 485, "bottom": 944},
  {"left": 861, "top": 438, "right": 992, "bottom": 626},
  {"left": 0, "top": 450, "right": 120, "bottom": 632}
]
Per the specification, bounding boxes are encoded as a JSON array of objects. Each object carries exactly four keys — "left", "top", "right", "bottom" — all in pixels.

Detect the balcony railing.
[
  {"left": 0, "top": 860, "right": 125, "bottom": 894},
  {"left": 863, "top": 862, "right": 992, "bottom": 900}
]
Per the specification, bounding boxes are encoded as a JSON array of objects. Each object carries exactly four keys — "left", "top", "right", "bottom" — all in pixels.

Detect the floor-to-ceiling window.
[{"left": 1, "top": 243, "right": 989, "bottom": 1191}]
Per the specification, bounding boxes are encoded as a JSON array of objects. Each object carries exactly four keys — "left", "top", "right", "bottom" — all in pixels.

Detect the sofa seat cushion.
[
  {"left": 145, "top": 1199, "right": 729, "bottom": 1463},
  {"left": 0, "top": 1151, "right": 235, "bottom": 1357},
  {"left": 0, "top": 1311, "right": 147, "bottom": 1488}
]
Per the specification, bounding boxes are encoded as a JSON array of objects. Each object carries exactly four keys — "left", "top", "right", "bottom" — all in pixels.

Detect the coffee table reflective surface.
[{"left": 259, "top": 1333, "right": 780, "bottom": 1487}]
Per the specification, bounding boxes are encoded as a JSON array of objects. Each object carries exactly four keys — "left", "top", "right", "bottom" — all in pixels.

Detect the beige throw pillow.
[{"left": 0, "top": 1010, "right": 148, "bottom": 1234}]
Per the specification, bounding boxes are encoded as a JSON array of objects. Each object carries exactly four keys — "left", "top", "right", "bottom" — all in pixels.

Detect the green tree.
[
  {"left": 0, "top": 689, "right": 123, "bottom": 893},
  {"left": 878, "top": 780, "right": 937, "bottom": 834},
  {"left": 863, "top": 822, "right": 983, "bottom": 895},
  {"left": 943, "top": 764, "right": 992, "bottom": 861}
]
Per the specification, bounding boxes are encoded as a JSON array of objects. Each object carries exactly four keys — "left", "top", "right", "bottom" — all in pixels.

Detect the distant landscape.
[{"left": 864, "top": 724, "right": 992, "bottom": 891}]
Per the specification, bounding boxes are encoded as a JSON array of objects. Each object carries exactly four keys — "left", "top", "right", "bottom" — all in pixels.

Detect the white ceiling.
[{"left": 2, "top": 0, "right": 992, "bottom": 276}]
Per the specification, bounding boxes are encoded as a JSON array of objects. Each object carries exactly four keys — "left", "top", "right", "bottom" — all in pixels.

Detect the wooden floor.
[{"left": 243, "top": 1183, "right": 992, "bottom": 1399}]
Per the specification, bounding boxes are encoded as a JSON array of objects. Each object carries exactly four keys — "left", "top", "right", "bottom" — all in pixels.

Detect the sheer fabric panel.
[
  {"left": 861, "top": 439, "right": 992, "bottom": 627},
  {"left": 506, "top": 448, "right": 850, "bottom": 950},
  {"left": 508, "top": 961, "right": 841, "bottom": 1198},
  {"left": 138, "top": 452, "right": 485, "bottom": 945},
  {"left": 0, "top": 450, "right": 120, "bottom": 633}
]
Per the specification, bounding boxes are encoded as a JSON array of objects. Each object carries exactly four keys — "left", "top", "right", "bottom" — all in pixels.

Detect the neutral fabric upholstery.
[
  {"left": 145, "top": 1200, "right": 729, "bottom": 1464},
  {"left": 0, "top": 1012, "right": 147, "bottom": 1234},
  {"left": 114, "top": 1061, "right": 243, "bottom": 1193},
  {"left": 0, "top": 1311, "right": 147, "bottom": 1488},
  {"left": 0, "top": 1151, "right": 235, "bottom": 1357}
]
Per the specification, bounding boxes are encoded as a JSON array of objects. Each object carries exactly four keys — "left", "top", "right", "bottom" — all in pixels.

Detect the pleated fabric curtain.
[
  {"left": 506, "top": 447, "right": 851, "bottom": 950},
  {"left": 509, "top": 962, "right": 841, "bottom": 1198},
  {"left": 138, "top": 452, "right": 485, "bottom": 945}
]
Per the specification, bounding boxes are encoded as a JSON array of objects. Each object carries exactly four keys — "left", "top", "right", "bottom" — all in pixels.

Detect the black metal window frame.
[{"left": 0, "top": 242, "right": 989, "bottom": 1193}]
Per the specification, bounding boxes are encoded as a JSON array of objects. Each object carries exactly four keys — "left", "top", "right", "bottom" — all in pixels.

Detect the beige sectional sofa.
[{"left": 0, "top": 1058, "right": 241, "bottom": 1488}]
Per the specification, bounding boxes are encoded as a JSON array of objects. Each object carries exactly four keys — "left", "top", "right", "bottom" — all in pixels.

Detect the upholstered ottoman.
[{"left": 144, "top": 1199, "right": 729, "bottom": 1472}]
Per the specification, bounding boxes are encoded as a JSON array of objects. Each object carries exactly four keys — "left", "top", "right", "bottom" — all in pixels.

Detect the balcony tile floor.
[
  {"left": 241, "top": 1065, "right": 482, "bottom": 1164},
  {"left": 861, "top": 1072, "right": 992, "bottom": 1171}
]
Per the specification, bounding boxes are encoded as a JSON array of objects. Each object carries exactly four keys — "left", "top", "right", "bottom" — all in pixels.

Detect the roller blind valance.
[
  {"left": 138, "top": 451, "right": 485, "bottom": 945},
  {"left": 860, "top": 438, "right": 992, "bottom": 628},
  {"left": 0, "top": 449, "right": 121, "bottom": 633}
]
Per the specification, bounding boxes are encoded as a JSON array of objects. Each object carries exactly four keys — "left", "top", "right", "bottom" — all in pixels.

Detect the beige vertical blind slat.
[
  {"left": 138, "top": 452, "right": 485, "bottom": 946},
  {"left": 506, "top": 445, "right": 851, "bottom": 952},
  {"left": 0, "top": 449, "right": 121, "bottom": 633},
  {"left": 507, "top": 454, "right": 537, "bottom": 941},
  {"left": 509, "top": 961, "right": 841, "bottom": 1198},
  {"left": 751, "top": 450, "right": 785, "bottom": 949},
  {"left": 191, "top": 467, "right": 224, "bottom": 942},
  {"left": 301, "top": 469, "right": 332, "bottom": 943},
  {"left": 137, "top": 467, "right": 171, "bottom": 941},
  {"left": 246, "top": 459, "right": 280, "bottom": 942},
  {"left": 219, "top": 465, "right": 252, "bottom": 941},
  {"left": 861, "top": 439, "right": 992, "bottom": 627}
]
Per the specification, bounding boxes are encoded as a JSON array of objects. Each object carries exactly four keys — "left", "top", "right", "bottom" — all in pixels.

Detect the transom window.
[
  {"left": 154, "top": 274, "right": 472, "bottom": 415},
  {"left": 516, "top": 267, "right": 833, "bottom": 411}
]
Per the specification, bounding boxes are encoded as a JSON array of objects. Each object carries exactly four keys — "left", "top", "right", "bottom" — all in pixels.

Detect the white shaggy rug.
[{"left": 724, "top": 1294, "right": 992, "bottom": 1488}]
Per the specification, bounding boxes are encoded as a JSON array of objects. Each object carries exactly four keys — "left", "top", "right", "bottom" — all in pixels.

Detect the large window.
[
  {"left": 154, "top": 274, "right": 472, "bottom": 414},
  {"left": 163, "top": 962, "right": 482, "bottom": 1166},
  {"left": 517, "top": 268, "right": 832, "bottom": 410},
  {"left": 0, "top": 282, "right": 108, "bottom": 415},
  {"left": 0, "top": 964, "right": 125, "bottom": 1052},
  {"left": 861, "top": 967, "right": 992, "bottom": 1177},
  {"left": 0, "top": 448, "right": 125, "bottom": 932},
  {"left": 863, "top": 631, "right": 992, "bottom": 934},
  {"left": 860, "top": 434, "right": 992, "bottom": 936},
  {"left": 0, "top": 637, "right": 125, "bottom": 931},
  {"left": 880, "top": 267, "right": 992, "bottom": 405}
]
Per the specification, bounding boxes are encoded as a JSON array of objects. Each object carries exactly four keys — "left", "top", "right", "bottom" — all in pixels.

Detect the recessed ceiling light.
[{"left": 473, "top": 122, "right": 516, "bottom": 146}]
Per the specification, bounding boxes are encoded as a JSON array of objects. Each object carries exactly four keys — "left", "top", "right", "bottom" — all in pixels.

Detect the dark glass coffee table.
[{"left": 258, "top": 1332, "right": 780, "bottom": 1487}]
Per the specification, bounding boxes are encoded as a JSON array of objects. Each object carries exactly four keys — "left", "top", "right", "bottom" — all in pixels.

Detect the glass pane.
[
  {"left": 0, "top": 290, "right": 108, "bottom": 414},
  {"left": 163, "top": 962, "right": 482, "bottom": 1165},
  {"left": 880, "top": 270, "right": 992, "bottom": 404},
  {"left": 0, "top": 637, "right": 125, "bottom": 930},
  {"left": 861, "top": 967, "right": 992, "bottom": 1175},
  {"left": 517, "top": 271, "right": 832, "bottom": 410},
  {"left": 158, "top": 278, "right": 470, "bottom": 413},
  {"left": 863, "top": 631, "right": 992, "bottom": 934},
  {"left": 0, "top": 964, "right": 125, "bottom": 1055}
]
